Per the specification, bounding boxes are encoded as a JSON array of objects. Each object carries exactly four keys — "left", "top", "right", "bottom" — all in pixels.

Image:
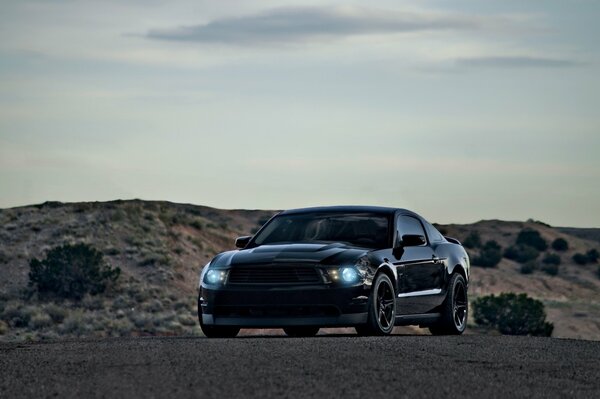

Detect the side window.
[
  {"left": 397, "top": 215, "right": 427, "bottom": 242},
  {"left": 425, "top": 222, "right": 444, "bottom": 243}
]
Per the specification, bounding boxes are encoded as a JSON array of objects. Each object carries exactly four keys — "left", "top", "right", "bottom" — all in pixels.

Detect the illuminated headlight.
[
  {"left": 340, "top": 267, "right": 359, "bottom": 283},
  {"left": 204, "top": 269, "right": 227, "bottom": 285}
]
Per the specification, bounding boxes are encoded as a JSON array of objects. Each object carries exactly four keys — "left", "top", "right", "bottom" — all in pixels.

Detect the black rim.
[
  {"left": 376, "top": 280, "right": 395, "bottom": 331},
  {"left": 453, "top": 281, "right": 467, "bottom": 330}
]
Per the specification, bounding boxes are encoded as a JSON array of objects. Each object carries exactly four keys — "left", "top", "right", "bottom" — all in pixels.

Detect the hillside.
[{"left": 1, "top": 201, "right": 599, "bottom": 341}]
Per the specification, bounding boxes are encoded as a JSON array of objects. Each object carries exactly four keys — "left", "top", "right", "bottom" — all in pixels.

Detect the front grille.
[{"left": 228, "top": 266, "right": 321, "bottom": 285}]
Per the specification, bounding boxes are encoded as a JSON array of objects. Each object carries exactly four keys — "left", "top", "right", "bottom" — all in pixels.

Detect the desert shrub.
[
  {"left": 504, "top": 245, "right": 539, "bottom": 263},
  {"left": 1, "top": 304, "right": 37, "bottom": 328},
  {"left": 189, "top": 220, "right": 203, "bottom": 230},
  {"left": 520, "top": 262, "right": 536, "bottom": 275},
  {"left": 516, "top": 229, "right": 548, "bottom": 251},
  {"left": 81, "top": 295, "right": 105, "bottom": 311},
  {"left": 463, "top": 232, "right": 482, "bottom": 249},
  {"left": 587, "top": 249, "right": 599, "bottom": 263},
  {"left": 44, "top": 303, "right": 67, "bottom": 323},
  {"left": 0, "top": 320, "right": 8, "bottom": 335},
  {"left": 551, "top": 238, "right": 569, "bottom": 251},
  {"left": 28, "top": 312, "right": 53, "bottom": 330},
  {"left": 29, "top": 243, "right": 120, "bottom": 300},
  {"left": 541, "top": 263, "right": 559, "bottom": 276},
  {"left": 542, "top": 253, "right": 561, "bottom": 266},
  {"left": 177, "top": 313, "right": 197, "bottom": 326},
  {"left": 143, "top": 299, "right": 164, "bottom": 313},
  {"left": 130, "top": 312, "right": 154, "bottom": 330},
  {"left": 59, "top": 311, "right": 96, "bottom": 336},
  {"left": 472, "top": 240, "right": 502, "bottom": 268},
  {"left": 597, "top": 266, "right": 600, "bottom": 279},
  {"left": 573, "top": 253, "right": 589, "bottom": 265},
  {"left": 472, "top": 293, "right": 553, "bottom": 336},
  {"left": 104, "top": 247, "right": 120, "bottom": 256}
]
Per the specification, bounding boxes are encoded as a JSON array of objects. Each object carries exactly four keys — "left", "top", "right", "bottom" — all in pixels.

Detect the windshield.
[{"left": 252, "top": 212, "right": 391, "bottom": 249}]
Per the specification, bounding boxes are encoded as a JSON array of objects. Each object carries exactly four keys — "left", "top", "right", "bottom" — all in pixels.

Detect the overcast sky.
[{"left": 1, "top": 1, "right": 599, "bottom": 227}]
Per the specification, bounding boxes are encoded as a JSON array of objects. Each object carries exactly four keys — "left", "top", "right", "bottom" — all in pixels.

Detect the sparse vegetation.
[
  {"left": 472, "top": 293, "right": 553, "bottom": 336},
  {"left": 551, "top": 238, "right": 569, "bottom": 251},
  {"left": 463, "top": 231, "right": 482, "bottom": 249},
  {"left": 29, "top": 243, "right": 121, "bottom": 300},
  {"left": 472, "top": 240, "right": 502, "bottom": 268}
]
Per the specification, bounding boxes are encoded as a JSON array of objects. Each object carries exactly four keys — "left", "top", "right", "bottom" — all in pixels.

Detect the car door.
[{"left": 394, "top": 215, "right": 445, "bottom": 314}]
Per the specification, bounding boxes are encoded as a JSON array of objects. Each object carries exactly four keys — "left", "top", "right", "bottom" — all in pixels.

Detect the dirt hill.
[{"left": 1, "top": 201, "right": 599, "bottom": 341}]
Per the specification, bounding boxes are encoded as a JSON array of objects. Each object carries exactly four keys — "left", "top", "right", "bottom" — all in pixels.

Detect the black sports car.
[{"left": 198, "top": 206, "right": 469, "bottom": 337}]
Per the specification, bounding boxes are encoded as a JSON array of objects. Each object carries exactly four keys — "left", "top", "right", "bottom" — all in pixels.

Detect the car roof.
[{"left": 279, "top": 205, "right": 419, "bottom": 217}]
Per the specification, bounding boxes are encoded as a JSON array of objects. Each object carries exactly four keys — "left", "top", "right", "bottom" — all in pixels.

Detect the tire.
[
  {"left": 355, "top": 273, "right": 396, "bottom": 336},
  {"left": 429, "top": 273, "right": 468, "bottom": 336},
  {"left": 283, "top": 327, "right": 320, "bottom": 337},
  {"left": 198, "top": 301, "right": 240, "bottom": 338}
]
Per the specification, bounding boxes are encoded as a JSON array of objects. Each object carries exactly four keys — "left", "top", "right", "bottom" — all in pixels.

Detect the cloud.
[
  {"left": 456, "top": 56, "right": 580, "bottom": 69},
  {"left": 144, "top": 6, "right": 492, "bottom": 45}
]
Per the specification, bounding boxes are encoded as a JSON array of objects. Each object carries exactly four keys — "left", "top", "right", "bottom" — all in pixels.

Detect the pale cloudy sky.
[{"left": 1, "top": 1, "right": 599, "bottom": 226}]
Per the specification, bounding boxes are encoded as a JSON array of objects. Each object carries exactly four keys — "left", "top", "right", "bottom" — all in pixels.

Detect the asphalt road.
[{"left": 1, "top": 334, "right": 599, "bottom": 398}]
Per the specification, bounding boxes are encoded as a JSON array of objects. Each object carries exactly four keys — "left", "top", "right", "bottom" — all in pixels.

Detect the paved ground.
[{"left": 1, "top": 334, "right": 599, "bottom": 398}]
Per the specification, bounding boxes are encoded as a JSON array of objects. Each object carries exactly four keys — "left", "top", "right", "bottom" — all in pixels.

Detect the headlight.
[
  {"left": 340, "top": 267, "right": 359, "bottom": 283},
  {"left": 328, "top": 266, "right": 362, "bottom": 284},
  {"left": 204, "top": 269, "right": 227, "bottom": 285}
]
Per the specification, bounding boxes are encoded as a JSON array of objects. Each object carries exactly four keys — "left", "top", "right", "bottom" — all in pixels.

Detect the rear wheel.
[
  {"left": 429, "top": 273, "right": 468, "bottom": 335},
  {"left": 283, "top": 327, "right": 320, "bottom": 337},
  {"left": 355, "top": 273, "right": 396, "bottom": 336}
]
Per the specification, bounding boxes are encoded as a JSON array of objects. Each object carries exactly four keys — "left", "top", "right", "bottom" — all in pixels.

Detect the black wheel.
[
  {"left": 355, "top": 273, "right": 396, "bottom": 336},
  {"left": 283, "top": 327, "right": 320, "bottom": 337},
  {"left": 429, "top": 273, "right": 468, "bottom": 335},
  {"left": 198, "top": 301, "right": 240, "bottom": 338}
]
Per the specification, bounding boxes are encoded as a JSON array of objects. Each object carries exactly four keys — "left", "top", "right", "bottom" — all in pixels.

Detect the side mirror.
[
  {"left": 235, "top": 236, "right": 252, "bottom": 249},
  {"left": 400, "top": 234, "right": 426, "bottom": 247}
]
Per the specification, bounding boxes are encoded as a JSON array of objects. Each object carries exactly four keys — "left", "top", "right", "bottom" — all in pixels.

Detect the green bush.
[
  {"left": 29, "top": 243, "right": 121, "bottom": 300},
  {"left": 520, "top": 262, "right": 536, "bottom": 275},
  {"left": 516, "top": 229, "right": 548, "bottom": 251},
  {"left": 551, "top": 238, "right": 569, "bottom": 251},
  {"left": 472, "top": 240, "right": 502, "bottom": 268},
  {"left": 463, "top": 232, "right": 482, "bottom": 249},
  {"left": 542, "top": 253, "right": 561, "bottom": 266},
  {"left": 472, "top": 293, "right": 553, "bottom": 336},
  {"left": 504, "top": 245, "right": 539, "bottom": 263},
  {"left": 573, "top": 253, "right": 589, "bottom": 265}
]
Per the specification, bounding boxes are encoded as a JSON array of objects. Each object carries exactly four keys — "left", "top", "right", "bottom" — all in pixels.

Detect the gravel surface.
[{"left": 1, "top": 334, "right": 599, "bottom": 398}]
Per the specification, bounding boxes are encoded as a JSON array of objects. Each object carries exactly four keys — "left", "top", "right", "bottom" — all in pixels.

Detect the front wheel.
[
  {"left": 355, "top": 273, "right": 396, "bottom": 336},
  {"left": 198, "top": 301, "right": 240, "bottom": 338},
  {"left": 283, "top": 327, "right": 320, "bottom": 337},
  {"left": 429, "top": 273, "right": 468, "bottom": 335},
  {"left": 200, "top": 324, "right": 240, "bottom": 338}
]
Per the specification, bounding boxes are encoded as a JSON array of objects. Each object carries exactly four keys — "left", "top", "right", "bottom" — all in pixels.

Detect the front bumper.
[{"left": 200, "top": 284, "right": 370, "bottom": 328}]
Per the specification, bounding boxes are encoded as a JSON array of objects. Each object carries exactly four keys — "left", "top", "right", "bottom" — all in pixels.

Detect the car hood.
[{"left": 210, "top": 242, "right": 369, "bottom": 268}]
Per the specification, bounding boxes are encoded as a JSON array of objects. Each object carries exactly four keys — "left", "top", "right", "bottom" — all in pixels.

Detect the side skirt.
[{"left": 395, "top": 313, "right": 441, "bottom": 327}]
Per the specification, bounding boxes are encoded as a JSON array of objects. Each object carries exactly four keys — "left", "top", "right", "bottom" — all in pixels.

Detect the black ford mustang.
[{"left": 198, "top": 206, "right": 469, "bottom": 337}]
